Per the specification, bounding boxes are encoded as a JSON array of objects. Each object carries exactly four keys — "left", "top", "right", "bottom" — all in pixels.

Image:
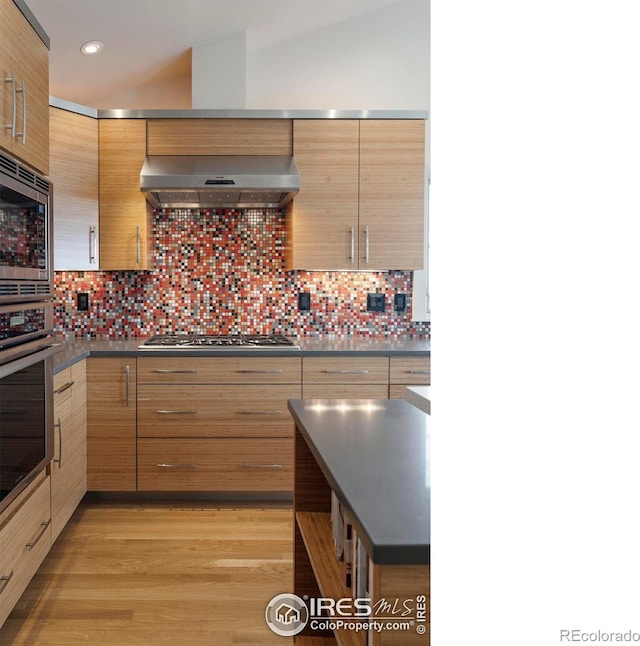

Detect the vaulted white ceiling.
[{"left": 27, "top": 0, "right": 409, "bottom": 107}]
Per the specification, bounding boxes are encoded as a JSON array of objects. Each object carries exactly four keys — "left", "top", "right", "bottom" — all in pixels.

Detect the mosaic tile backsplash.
[{"left": 54, "top": 208, "right": 430, "bottom": 339}]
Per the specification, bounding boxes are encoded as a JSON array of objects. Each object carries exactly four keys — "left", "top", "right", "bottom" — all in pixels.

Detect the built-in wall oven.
[
  {"left": 0, "top": 150, "right": 58, "bottom": 515},
  {"left": 0, "top": 303, "right": 60, "bottom": 513},
  {"left": 0, "top": 151, "right": 52, "bottom": 303}
]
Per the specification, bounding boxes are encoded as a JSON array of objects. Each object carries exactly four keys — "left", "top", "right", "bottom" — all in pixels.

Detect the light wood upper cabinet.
[
  {"left": 49, "top": 107, "right": 99, "bottom": 270},
  {"left": 287, "top": 120, "right": 359, "bottom": 270},
  {"left": 359, "top": 120, "right": 425, "bottom": 270},
  {"left": 99, "top": 119, "right": 152, "bottom": 269},
  {"left": 146, "top": 119, "right": 292, "bottom": 155},
  {"left": 0, "top": 0, "right": 49, "bottom": 174},
  {"left": 287, "top": 119, "right": 425, "bottom": 270}
]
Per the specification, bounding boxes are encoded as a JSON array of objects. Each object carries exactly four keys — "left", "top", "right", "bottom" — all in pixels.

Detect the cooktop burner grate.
[{"left": 139, "top": 333, "right": 298, "bottom": 349}]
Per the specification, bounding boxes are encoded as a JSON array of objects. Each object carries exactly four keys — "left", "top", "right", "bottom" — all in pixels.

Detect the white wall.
[
  {"left": 192, "top": 32, "right": 247, "bottom": 109},
  {"left": 97, "top": 75, "right": 192, "bottom": 109},
  {"left": 245, "top": 0, "right": 428, "bottom": 110}
]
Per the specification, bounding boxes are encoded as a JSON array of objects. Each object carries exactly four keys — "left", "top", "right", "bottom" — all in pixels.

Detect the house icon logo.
[{"left": 265, "top": 593, "right": 309, "bottom": 636}]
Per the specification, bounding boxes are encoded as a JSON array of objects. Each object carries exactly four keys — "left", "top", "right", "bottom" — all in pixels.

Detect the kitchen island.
[{"left": 288, "top": 398, "right": 429, "bottom": 645}]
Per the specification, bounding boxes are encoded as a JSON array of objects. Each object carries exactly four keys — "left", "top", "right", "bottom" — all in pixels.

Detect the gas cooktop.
[{"left": 139, "top": 334, "right": 299, "bottom": 349}]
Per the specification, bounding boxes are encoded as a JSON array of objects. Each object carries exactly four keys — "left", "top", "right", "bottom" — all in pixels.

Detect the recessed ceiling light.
[{"left": 81, "top": 41, "right": 104, "bottom": 55}]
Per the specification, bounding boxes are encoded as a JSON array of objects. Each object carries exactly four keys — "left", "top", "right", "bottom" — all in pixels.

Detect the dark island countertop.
[
  {"left": 288, "top": 398, "right": 430, "bottom": 565},
  {"left": 52, "top": 336, "right": 430, "bottom": 373}
]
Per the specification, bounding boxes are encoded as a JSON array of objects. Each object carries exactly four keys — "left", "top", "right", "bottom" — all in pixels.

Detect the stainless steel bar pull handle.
[
  {"left": 407, "top": 369, "right": 430, "bottom": 374},
  {"left": 322, "top": 369, "right": 369, "bottom": 375},
  {"left": 240, "top": 410, "right": 283, "bottom": 416},
  {"left": 242, "top": 463, "right": 283, "bottom": 469},
  {"left": 0, "top": 571, "right": 14, "bottom": 595},
  {"left": 350, "top": 226, "right": 355, "bottom": 264},
  {"left": 54, "top": 381, "right": 75, "bottom": 395},
  {"left": 135, "top": 226, "right": 141, "bottom": 264},
  {"left": 4, "top": 71, "right": 16, "bottom": 136},
  {"left": 364, "top": 225, "right": 370, "bottom": 265},
  {"left": 26, "top": 520, "right": 51, "bottom": 551},
  {"left": 156, "top": 410, "right": 197, "bottom": 415},
  {"left": 154, "top": 369, "right": 198, "bottom": 374},
  {"left": 54, "top": 418, "right": 63, "bottom": 466},
  {"left": 156, "top": 463, "right": 198, "bottom": 469},
  {"left": 89, "top": 226, "right": 97, "bottom": 264},
  {"left": 15, "top": 80, "right": 26, "bottom": 144},
  {"left": 125, "top": 365, "right": 131, "bottom": 407},
  {"left": 237, "top": 369, "right": 283, "bottom": 374}
]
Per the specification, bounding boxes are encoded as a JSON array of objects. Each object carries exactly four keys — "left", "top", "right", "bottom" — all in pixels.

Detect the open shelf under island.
[{"left": 288, "top": 398, "right": 430, "bottom": 645}]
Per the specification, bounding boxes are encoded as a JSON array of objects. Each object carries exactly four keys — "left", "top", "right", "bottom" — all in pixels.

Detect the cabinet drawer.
[
  {"left": 389, "top": 356, "right": 430, "bottom": 385},
  {"left": 138, "top": 384, "right": 301, "bottom": 438},
  {"left": 138, "top": 357, "right": 301, "bottom": 384},
  {"left": 53, "top": 366, "right": 74, "bottom": 406},
  {"left": 53, "top": 361, "right": 87, "bottom": 408},
  {"left": 137, "top": 439, "right": 293, "bottom": 491},
  {"left": 302, "top": 384, "right": 389, "bottom": 399},
  {"left": 0, "top": 473, "right": 51, "bottom": 626},
  {"left": 302, "top": 357, "right": 389, "bottom": 384}
]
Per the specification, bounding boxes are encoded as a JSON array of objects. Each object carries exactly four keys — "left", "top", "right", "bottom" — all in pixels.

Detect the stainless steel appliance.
[
  {"left": 0, "top": 337, "right": 61, "bottom": 514},
  {"left": 139, "top": 333, "right": 299, "bottom": 349},
  {"left": 0, "top": 151, "right": 53, "bottom": 303},
  {"left": 140, "top": 155, "right": 299, "bottom": 209}
]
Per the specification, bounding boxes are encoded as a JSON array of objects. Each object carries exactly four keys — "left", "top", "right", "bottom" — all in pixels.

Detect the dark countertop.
[
  {"left": 288, "top": 398, "right": 430, "bottom": 565},
  {"left": 52, "top": 336, "right": 430, "bottom": 373}
]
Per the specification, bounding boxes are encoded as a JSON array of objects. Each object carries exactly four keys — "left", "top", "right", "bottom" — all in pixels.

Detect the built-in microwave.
[{"left": 0, "top": 151, "right": 52, "bottom": 303}]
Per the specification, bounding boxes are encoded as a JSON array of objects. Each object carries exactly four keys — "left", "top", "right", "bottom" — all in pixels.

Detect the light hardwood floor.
[{"left": 0, "top": 499, "right": 294, "bottom": 645}]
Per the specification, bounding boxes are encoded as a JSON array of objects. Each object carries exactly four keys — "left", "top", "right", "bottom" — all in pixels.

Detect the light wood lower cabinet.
[
  {"left": 136, "top": 357, "right": 301, "bottom": 492},
  {"left": 86, "top": 357, "right": 137, "bottom": 491},
  {"left": 137, "top": 438, "right": 293, "bottom": 491},
  {"left": 389, "top": 356, "right": 431, "bottom": 399},
  {"left": 51, "top": 361, "right": 87, "bottom": 542},
  {"left": 138, "top": 384, "right": 300, "bottom": 438},
  {"left": 0, "top": 473, "right": 51, "bottom": 627},
  {"left": 302, "top": 356, "right": 389, "bottom": 399}
]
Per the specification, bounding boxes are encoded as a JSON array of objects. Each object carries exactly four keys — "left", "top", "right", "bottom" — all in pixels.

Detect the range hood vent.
[{"left": 140, "top": 155, "right": 299, "bottom": 209}]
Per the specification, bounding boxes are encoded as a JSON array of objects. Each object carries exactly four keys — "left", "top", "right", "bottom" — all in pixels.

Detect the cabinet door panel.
[
  {"left": 86, "top": 358, "right": 137, "bottom": 491},
  {"left": 50, "top": 107, "right": 99, "bottom": 270},
  {"left": 147, "top": 119, "right": 292, "bottom": 155},
  {"left": 359, "top": 120, "right": 425, "bottom": 270},
  {"left": 0, "top": 0, "right": 49, "bottom": 174},
  {"left": 99, "top": 120, "right": 151, "bottom": 269},
  {"left": 287, "top": 120, "right": 359, "bottom": 270}
]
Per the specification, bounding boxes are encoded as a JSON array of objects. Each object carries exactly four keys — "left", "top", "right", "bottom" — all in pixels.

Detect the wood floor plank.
[{"left": 0, "top": 501, "right": 294, "bottom": 645}]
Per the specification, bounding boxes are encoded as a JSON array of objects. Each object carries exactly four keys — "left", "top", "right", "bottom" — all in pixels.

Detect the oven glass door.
[
  {"left": 0, "top": 177, "right": 48, "bottom": 281},
  {"left": 0, "top": 357, "right": 51, "bottom": 512}
]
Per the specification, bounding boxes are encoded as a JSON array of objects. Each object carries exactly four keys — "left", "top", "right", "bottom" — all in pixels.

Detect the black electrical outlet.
[
  {"left": 77, "top": 292, "right": 89, "bottom": 311},
  {"left": 367, "top": 293, "right": 386, "bottom": 312},
  {"left": 394, "top": 293, "right": 407, "bottom": 312},
  {"left": 298, "top": 292, "right": 311, "bottom": 311}
]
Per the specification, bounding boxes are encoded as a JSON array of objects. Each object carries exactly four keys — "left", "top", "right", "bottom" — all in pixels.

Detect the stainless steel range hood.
[{"left": 140, "top": 155, "right": 299, "bottom": 209}]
